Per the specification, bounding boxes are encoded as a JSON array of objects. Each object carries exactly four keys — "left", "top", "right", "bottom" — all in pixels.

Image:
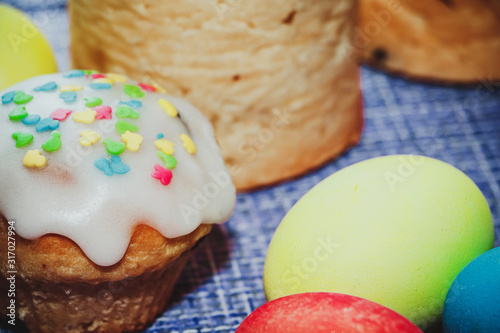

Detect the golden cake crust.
[
  {"left": 69, "top": 0, "right": 363, "bottom": 190},
  {"left": 0, "top": 214, "right": 212, "bottom": 283},
  {"left": 359, "top": 0, "right": 500, "bottom": 83}
]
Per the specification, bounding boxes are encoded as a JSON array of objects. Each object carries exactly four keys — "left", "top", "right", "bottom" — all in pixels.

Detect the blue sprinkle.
[
  {"left": 119, "top": 100, "right": 142, "bottom": 108},
  {"left": 156, "top": 133, "right": 165, "bottom": 139},
  {"left": 2, "top": 91, "right": 17, "bottom": 104},
  {"left": 60, "top": 91, "right": 77, "bottom": 103},
  {"left": 110, "top": 156, "right": 130, "bottom": 174},
  {"left": 63, "top": 70, "right": 85, "bottom": 78},
  {"left": 34, "top": 81, "right": 57, "bottom": 92},
  {"left": 94, "top": 158, "right": 113, "bottom": 176},
  {"left": 36, "top": 117, "right": 59, "bottom": 132},
  {"left": 89, "top": 83, "right": 112, "bottom": 90},
  {"left": 22, "top": 114, "right": 41, "bottom": 125}
]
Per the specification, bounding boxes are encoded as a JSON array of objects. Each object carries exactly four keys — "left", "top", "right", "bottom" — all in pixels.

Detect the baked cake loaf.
[
  {"left": 358, "top": 0, "right": 500, "bottom": 83},
  {"left": 69, "top": 0, "right": 364, "bottom": 190},
  {"left": 0, "top": 71, "right": 236, "bottom": 332}
]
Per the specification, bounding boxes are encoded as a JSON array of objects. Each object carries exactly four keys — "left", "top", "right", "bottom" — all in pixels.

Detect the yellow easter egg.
[
  {"left": 263, "top": 155, "right": 494, "bottom": 329},
  {"left": 0, "top": 4, "right": 57, "bottom": 90}
]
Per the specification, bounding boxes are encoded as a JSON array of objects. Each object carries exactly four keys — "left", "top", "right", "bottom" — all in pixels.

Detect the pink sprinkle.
[
  {"left": 50, "top": 108, "right": 72, "bottom": 121},
  {"left": 151, "top": 164, "right": 173, "bottom": 186},
  {"left": 95, "top": 105, "right": 112, "bottom": 120},
  {"left": 91, "top": 73, "right": 107, "bottom": 79},
  {"left": 138, "top": 82, "right": 156, "bottom": 92}
]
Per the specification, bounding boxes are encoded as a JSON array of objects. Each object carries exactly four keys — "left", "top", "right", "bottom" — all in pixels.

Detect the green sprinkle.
[
  {"left": 103, "top": 138, "right": 126, "bottom": 155},
  {"left": 84, "top": 97, "right": 102, "bottom": 107},
  {"left": 157, "top": 151, "right": 177, "bottom": 169},
  {"left": 8, "top": 106, "right": 28, "bottom": 121},
  {"left": 116, "top": 105, "right": 140, "bottom": 119},
  {"left": 13, "top": 91, "right": 33, "bottom": 105},
  {"left": 42, "top": 131, "right": 62, "bottom": 152},
  {"left": 123, "top": 84, "right": 145, "bottom": 98},
  {"left": 12, "top": 132, "right": 33, "bottom": 148},
  {"left": 115, "top": 120, "right": 138, "bottom": 135},
  {"left": 82, "top": 69, "right": 99, "bottom": 76}
]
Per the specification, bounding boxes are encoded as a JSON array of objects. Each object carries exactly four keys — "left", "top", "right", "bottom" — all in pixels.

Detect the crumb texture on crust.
[
  {"left": 69, "top": 0, "right": 363, "bottom": 190},
  {"left": 0, "top": 215, "right": 212, "bottom": 283},
  {"left": 359, "top": 0, "right": 500, "bottom": 82}
]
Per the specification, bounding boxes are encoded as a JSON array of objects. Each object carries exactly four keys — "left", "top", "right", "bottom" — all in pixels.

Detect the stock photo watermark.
[{"left": 5, "top": 220, "right": 17, "bottom": 326}]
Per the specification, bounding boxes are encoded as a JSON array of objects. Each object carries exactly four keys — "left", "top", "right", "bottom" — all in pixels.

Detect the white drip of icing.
[{"left": 0, "top": 73, "right": 236, "bottom": 266}]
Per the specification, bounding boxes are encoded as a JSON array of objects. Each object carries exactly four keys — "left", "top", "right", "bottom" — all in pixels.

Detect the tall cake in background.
[
  {"left": 358, "top": 0, "right": 500, "bottom": 83},
  {"left": 69, "top": 0, "right": 363, "bottom": 190}
]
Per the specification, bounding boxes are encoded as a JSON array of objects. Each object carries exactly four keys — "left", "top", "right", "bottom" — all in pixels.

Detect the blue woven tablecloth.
[{"left": 1, "top": 1, "right": 499, "bottom": 332}]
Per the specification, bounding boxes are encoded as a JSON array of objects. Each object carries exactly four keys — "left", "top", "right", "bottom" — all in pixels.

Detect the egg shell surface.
[{"left": 263, "top": 155, "right": 494, "bottom": 328}]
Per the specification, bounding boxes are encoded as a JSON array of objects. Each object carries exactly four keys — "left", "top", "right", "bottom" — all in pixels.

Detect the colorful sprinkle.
[
  {"left": 12, "top": 132, "right": 33, "bottom": 148},
  {"left": 103, "top": 138, "right": 126, "bottom": 155},
  {"left": 63, "top": 70, "right": 85, "bottom": 78},
  {"left": 13, "top": 91, "right": 33, "bottom": 105},
  {"left": 155, "top": 139, "right": 175, "bottom": 155},
  {"left": 150, "top": 80, "right": 167, "bottom": 94},
  {"left": 121, "top": 131, "right": 143, "bottom": 152},
  {"left": 22, "top": 114, "right": 41, "bottom": 125},
  {"left": 89, "top": 83, "right": 112, "bottom": 90},
  {"left": 50, "top": 109, "right": 72, "bottom": 121},
  {"left": 34, "top": 81, "right": 57, "bottom": 92},
  {"left": 23, "top": 150, "right": 46, "bottom": 168},
  {"left": 79, "top": 130, "right": 101, "bottom": 146},
  {"left": 60, "top": 91, "right": 77, "bottom": 103},
  {"left": 1, "top": 91, "right": 17, "bottom": 104},
  {"left": 158, "top": 98, "right": 178, "bottom": 117},
  {"left": 138, "top": 82, "right": 156, "bottom": 92},
  {"left": 91, "top": 73, "right": 107, "bottom": 79},
  {"left": 156, "top": 133, "right": 165, "bottom": 139},
  {"left": 119, "top": 100, "right": 142, "bottom": 108},
  {"left": 123, "top": 84, "right": 145, "bottom": 98},
  {"left": 180, "top": 134, "right": 197, "bottom": 154},
  {"left": 84, "top": 97, "right": 102, "bottom": 107},
  {"left": 42, "top": 131, "right": 62, "bottom": 152},
  {"left": 110, "top": 156, "right": 130, "bottom": 174},
  {"left": 115, "top": 120, "right": 138, "bottom": 135},
  {"left": 157, "top": 151, "right": 177, "bottom": 169},
  {"left": 8, "top": 106, "right": 28, "bottom": 121},
  {"left": 94, "top": 156, "right": 130, "bottom": 175},
  {"left": 73, "top": 108, "right": 97, "bottom": 124},
  {"left": 60, "top": 85, "right": 83, "bottom": 92},
  {"left": 82, "top": 70, "right": 99, "bottom": 76},
  {"left": 151, "top": 164, "right": 173, "bottom": 186},
  {"left": 93, "top": 78, "right": 114, "bottom": 85},
  {"left": 116, "top": 105, "right": 139, "bottom": 119},
  {"left": 95, "top": 105, "right": 112, "bottom": 120},
  {"left": 36, "top": 117, "right": 60, "bottom": 132},
  {"left": 94, "top": 158, "right": 113, "bottom": 176},
  {"left": 107, "top": 73, "right": 128, "bottom": 83}
]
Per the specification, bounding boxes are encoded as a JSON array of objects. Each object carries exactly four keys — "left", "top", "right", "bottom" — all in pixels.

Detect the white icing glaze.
[{"left": 0, "top": 72, "right": 236, "bottom": 266}]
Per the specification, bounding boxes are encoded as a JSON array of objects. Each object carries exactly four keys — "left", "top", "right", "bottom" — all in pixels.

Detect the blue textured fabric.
[{"left": 1, "top": 2, "right": 499, "bottom": 332}]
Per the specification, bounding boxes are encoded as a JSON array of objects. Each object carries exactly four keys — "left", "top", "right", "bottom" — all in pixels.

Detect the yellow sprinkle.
[
  {"left": 79, "top": 130, "right": 101, "bottom": 146},
  {"left": 60, "top": 85, "right": 83, "bottom": 92},
  {"left": 155, "top": 139, "right": 175, "bottom": 155},
  {"left": 23, "top": 150, "right": 47, "bottom": 168},
  {"left": 73, "top": 108, "right": 97, "bottom": 124},
  {"left": 150, "top": 79, "right": 167, "bottom": 94},
  {"left": 106, "top": 73, "right": 128, "bottom": 83},
  {"left": 158, "top": 98, "right": 178, "bottom": 117},
  {"left": 93, "top": 78, "right": 114, "bottom": 85},
  {"left": 180, "top": 133, "right": 196, "bottom": 154},
  {"left": 121, "top": 131, "right": 143, "bottom": 152}
]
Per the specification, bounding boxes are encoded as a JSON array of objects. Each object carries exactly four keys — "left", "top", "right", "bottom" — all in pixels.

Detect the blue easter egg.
[{"left": 443, "top": 246, "right": 500, "bottom": 332}]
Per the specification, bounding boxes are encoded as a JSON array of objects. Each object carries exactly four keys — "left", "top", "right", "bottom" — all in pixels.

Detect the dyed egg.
[
  {"left": 443, "top": 246, "right": 500, "bottom": 333},
  {"left": 236, "top": 293, "right": 423, "bottom": 333},
  {"left": 0, "top": 4, "right": 57, "bottom": 90},
  {"left": 263, "top": 155, "right": 494, "bottom": 329}
]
